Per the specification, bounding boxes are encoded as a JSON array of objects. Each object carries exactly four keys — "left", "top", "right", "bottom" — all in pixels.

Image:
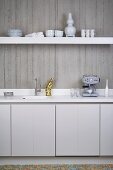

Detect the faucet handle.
[{"left": 35, "top": 78, "right": 38, "bottom": 87}]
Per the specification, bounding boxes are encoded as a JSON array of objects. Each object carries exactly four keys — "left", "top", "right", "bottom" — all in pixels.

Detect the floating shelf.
[{"left": 0, "top": 37, "right": 113, "bottom": 45}]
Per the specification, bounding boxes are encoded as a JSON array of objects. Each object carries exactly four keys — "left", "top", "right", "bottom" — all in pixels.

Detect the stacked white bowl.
[{"left": 8, "top": 29, "right": 23, "bottom": 37}]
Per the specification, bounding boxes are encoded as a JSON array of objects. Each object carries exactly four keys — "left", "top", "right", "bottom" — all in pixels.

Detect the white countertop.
[
  {"left": 0, "top": 95, "right": 113, "bottom": 103},
  {"left": 0, "top": 89, "right": 113, "bottom": 103}
]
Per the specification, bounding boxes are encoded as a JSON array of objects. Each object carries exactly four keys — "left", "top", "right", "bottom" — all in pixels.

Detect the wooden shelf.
[{"left": 0, "top": 37, "right": 113, "bottom": 45}]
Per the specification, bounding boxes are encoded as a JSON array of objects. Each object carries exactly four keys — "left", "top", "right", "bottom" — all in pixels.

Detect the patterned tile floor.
[{"left": 0, "top": 165, "right": 113, "bottom": 170}]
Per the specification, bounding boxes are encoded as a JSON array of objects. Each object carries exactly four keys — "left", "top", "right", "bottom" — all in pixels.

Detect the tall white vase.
[
  {"left": 65, "top": 13, "right": 76, "bottom": 37},
  {"left": 105, "top": 79, "right": 109, "bottom": 97}
]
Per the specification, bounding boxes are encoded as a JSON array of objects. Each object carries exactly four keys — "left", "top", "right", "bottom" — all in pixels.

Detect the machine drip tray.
[{"left": 82, "top": 93, "right": 98, "bottom": 97}]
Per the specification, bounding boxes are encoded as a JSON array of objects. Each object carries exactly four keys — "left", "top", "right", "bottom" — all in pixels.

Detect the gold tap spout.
[{"left": 45, "top": 78, "right": 54, "bottom": 96}]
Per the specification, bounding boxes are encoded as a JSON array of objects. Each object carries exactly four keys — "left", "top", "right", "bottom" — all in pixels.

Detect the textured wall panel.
[{"left": 0, "top": 0, "right": 113, "bottom": 88}]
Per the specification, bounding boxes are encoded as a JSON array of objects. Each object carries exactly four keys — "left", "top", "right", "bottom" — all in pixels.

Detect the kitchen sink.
[{"left": 22, "top": 96, "right": 48, "bottom": 100}]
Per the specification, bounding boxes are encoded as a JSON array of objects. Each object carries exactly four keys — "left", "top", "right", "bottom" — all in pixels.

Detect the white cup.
[
  {"left": 55, "top": 30, "right": 63, "bottom": 37},
  {"left": 45, "top": 30, "right": 54, "bottom": 37},
  {"left": 81, "top": 29, "right": 86, "bottom": 37},
  {"left": 75, "top": 88, "right": 81, "bottom": 97},
  {"left": 90, "top": 29, "right": 95, "bottom": 37},
  {"left": 70, "top": 88, "right": 81, "bottom": 97},
  {"left": 86, "top": 29, "right": 90, "bottom": 37}
]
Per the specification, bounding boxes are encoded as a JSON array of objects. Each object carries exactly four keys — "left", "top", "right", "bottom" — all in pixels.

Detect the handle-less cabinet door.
[
  {"left": 12, "top": 104, "right": 55, "bottom": 156},
  {"left": 100, "top": 104, "right": 113, "bottom": 155},
  {"left": 0, "top": 104, "right": 11, "bottom": 156},
  {"left": 56, "top": 104, "right": 99, "bottom": 156}
]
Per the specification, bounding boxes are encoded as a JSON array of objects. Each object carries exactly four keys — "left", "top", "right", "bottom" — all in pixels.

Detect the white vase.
[{"left": 65, "top": 13, "right": 76, "bottom": 37}]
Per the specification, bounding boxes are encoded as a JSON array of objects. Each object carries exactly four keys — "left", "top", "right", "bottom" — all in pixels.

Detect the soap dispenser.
[{"left": 105, "top": 79, "right": 109, "bottom": 97}]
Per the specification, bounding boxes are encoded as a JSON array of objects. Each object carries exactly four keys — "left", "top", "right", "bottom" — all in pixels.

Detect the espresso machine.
[{"left": 82, "top": 75, "right": 100, "bottom": 97}]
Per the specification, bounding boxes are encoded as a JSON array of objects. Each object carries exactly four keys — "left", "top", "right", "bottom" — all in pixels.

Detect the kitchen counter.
[{"left": 0, "top": 89, "right": 113, "bottom": 103}]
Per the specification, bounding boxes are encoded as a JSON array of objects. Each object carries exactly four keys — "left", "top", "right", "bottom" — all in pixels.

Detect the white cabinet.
[
  {"left": 1, "top": 102, "right": 113, "bottom": 157},
  {"left": 12, "top": 104, "right": 55, "bottom": 156},
  {"left": 56, "top": 104, "right": 99, "bottom": 156},
  {"left": 100, "top": 104, "right": 113, "bottom": 156},
  {"left": 0, "top": 104, "right": 11, "bottom": 156}
]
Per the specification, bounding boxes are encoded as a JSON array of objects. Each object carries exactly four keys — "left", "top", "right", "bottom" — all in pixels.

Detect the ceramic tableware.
[
  {"left": 55, "top": 30, "right": 63, "bottom": 37},
  {"left": 45, "top": 30, "right": 54, "bottom": 37}
]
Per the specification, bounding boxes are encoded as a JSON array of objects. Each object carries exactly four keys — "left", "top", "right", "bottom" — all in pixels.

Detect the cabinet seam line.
[
  {"left": 99, "top": 104, "right": 101, "bottom": 156},
  {"left": 10, "top": 104, "right": 12, "bottom": 156},
  {"left": 55, "top": 105, "right": 56, "bottom": 157}
]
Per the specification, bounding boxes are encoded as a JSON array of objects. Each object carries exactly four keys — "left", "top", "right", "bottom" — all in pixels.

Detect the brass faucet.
[{"left": 45, "top": 78, "right": 54, "bottom": 96}]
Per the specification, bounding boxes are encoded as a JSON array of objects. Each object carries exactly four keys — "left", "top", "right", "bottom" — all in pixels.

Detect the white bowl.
[
  {"left": 8, "top": 29, "right": 23, "bottom": 37},
  {"left": 55, "top": 30, "right": 63, "bottom": 37},
  {"left": 8, "top": 33, "right": 22, "bottom": 37},
  {"left": 45, "top": 30, "right": 54, "bottom": 37}
]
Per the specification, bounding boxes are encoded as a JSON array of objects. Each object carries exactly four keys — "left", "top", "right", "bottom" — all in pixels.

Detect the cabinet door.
[
  {"left": 100, "top": 104, "right": 113, "bottom": 156},
  {"left": 12, "top": 104, "right": 55, "bottom": 156},
  {"left": 0, "top": 104, "right": 11, "bottom": 156},
  {"left": 56, "top": 104, "right": 99, "bottom": 156}
]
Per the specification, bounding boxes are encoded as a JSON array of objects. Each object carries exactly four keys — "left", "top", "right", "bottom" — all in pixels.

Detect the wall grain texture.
[{"left": 0, "top": 0, "right": 113, "bottom": 88}]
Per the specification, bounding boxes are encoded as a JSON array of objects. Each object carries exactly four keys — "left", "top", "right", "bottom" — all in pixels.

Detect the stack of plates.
[{"left": 8, "top": 29, "right": 23, "bottom": 37}]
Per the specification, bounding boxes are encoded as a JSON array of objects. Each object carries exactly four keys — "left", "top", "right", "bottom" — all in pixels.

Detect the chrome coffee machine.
[{"left": 82, "top": 75, "right": 100, "bottom": 97}]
